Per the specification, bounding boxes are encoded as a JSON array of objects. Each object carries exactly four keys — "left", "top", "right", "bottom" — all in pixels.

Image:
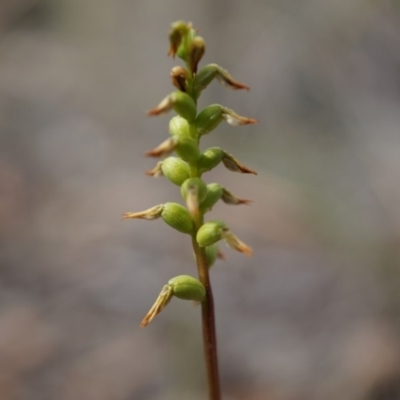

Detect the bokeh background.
[{"left": 1, "top": 1, "right": 400, "bottom": 399}]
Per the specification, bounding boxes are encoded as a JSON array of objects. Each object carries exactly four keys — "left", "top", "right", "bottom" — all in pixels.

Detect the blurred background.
[{"left": 1, "top": 1, "right": 400, "bottom": 399}]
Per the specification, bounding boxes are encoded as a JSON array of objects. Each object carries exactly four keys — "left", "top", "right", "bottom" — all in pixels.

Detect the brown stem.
[
  {"left": 186, "top": 56, "right": 221, "bottom": 399},
  {"left": 192, "top": 236, "right": 221, "bottom": 400}
]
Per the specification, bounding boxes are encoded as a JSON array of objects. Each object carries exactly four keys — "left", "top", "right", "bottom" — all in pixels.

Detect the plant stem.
[
  {"left": 186, "top": 57, "right": 221, "bottom": 400},
  {"left": 192, "top": 235, "right": 221, "bottom": 400}
]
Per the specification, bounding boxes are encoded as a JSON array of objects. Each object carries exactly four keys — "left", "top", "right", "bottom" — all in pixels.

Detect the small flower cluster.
[{"left": 123, "top": 21, "right": 257, "bottom": 327}]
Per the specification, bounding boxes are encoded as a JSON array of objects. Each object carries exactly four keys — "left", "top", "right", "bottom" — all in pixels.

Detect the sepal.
[
  {"left": 195, "top": 105, "right": 224, "bottom": 136},
  {"left": 221, "top": 188, "right": 252, "bottom": 205},
  {"left": 221, "top": 229, "right": 253, "bottom": 256},
  {"left": 145, "top": 137, "right": 177, "bottom": 158},
  {"left": 221, "top": 151, "right": 257, "bottom": 175},
  {"left": 214, "top": 65, "right": 250, "bottom": 90},
  {"left": 221, "top": 107, "right": 258, "bottom": 126},
  {"left": 140, "top": 284, "right": 173, "bottom": 327},
  {"left": 145, "top": 161, "right": 164, "bottom": 177},
  {"left": 122, "top": 204, "right": 164, "bottom": 220}
]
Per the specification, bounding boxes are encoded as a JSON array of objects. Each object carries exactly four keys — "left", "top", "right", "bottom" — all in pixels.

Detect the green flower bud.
[
  {"left": 193, "top": 64, "right": 218, "bottom": 93},
  {"left": 195, "top": 104, "right": 224, "bottom": 136},
  {"left": 176, "top": 26, "right": 197, "bottom": 61},
  {"left": 205, "top": 244, "right": 219, "bottom": 268},
  {"left": 175, "top": 136, "right": 200, "bottom": 163},
  {"left": 169, "top": 116, "right": 191, "bottom": 137},
  {"left": 200, "top": 183, "right": 223, "bottom": 212},
  {"left": 189, "top": 36, "right": 206, "bottom": 73},
  {"left": 196, "top": 220, "right": 226, "bottom": 247},
  {"left": 168, "top": 21, "right": 191, "bottom": 58},
  {"left": 172, "top": 91, "right": 197, "bottom": 122},
  {"left": 181, "top": 178, "right": 208, "bottom": 203},
  {"left": 161, "top": 157, "right": 190, "bottom": 186},
  {"left": 192, "top": 244, "right": 223, "bottom": 268},
  {"left": 161, "top": 202, "right": 194, "bottom": 234},
  {"left": 172, "top": 92, "right": 197, "bottom": 122},
  {"left": 197, "top": 147, "right": 224, "bottom": 173},
  {"left": 168, "top": 275, "right": 205, "bottom": 301},
  {"left": 181, "top": 178, "right": 207, "bottom": 217}
]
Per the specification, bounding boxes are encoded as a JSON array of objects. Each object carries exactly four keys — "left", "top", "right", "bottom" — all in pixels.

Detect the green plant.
[{"left": 123, "top": 21, "right": 257, "bottom": 400}]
